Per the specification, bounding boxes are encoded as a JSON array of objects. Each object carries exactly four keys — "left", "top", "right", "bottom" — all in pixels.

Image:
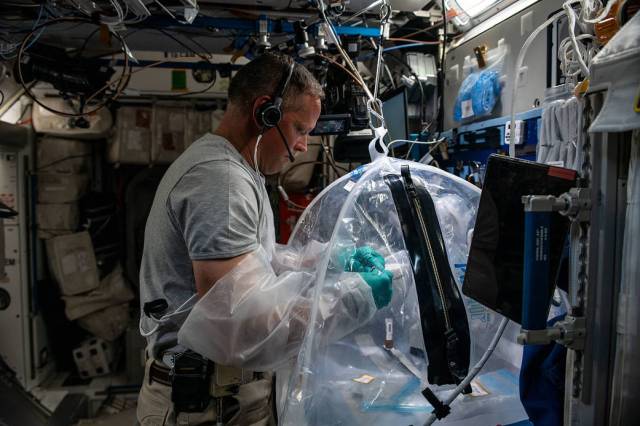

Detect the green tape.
[{"left": 171, "top": 69, "right": 187, "bottom": 91}]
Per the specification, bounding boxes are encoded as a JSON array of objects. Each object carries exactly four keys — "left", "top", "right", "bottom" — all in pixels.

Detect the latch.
[{"left": 518, "top": 315, "right": 586, "bottom": 350}]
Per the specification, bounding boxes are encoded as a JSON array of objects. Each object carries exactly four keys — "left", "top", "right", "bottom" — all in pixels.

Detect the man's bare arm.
[{"left": 192, "top": 253, "right": 250, "bottom": 297}]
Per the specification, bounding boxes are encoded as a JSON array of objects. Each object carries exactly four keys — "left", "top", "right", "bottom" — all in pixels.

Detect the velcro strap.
[{"left": 149, "top": 360, "right": 171, "bottom": 386}]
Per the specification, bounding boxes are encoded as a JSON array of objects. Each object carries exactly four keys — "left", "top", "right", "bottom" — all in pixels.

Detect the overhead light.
[
  {"left": 294, "top": 22, "right": 316, "bottom": 59},
  {"left": 455, "top": 0, "right": 500, "bottom": 18},
  {"left": 257, "top": 18, "right": 271, "bottom": 49}
]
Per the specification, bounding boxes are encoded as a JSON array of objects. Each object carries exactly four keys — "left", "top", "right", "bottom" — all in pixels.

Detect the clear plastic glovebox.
[{"left": 277, "top": 156, "right": 527, "bottom": 426}]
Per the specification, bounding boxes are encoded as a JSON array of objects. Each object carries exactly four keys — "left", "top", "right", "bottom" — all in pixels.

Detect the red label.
[{"left": 548, "top": 166, "right": 576, "bottom": 181}]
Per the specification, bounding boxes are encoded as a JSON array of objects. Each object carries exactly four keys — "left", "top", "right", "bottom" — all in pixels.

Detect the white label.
[
  {"left": 385, "top": 318, "right": 393, "bottom": 341},
  {"left": 468, "top": 379, "right": 490, "bottom": 397},
  {"left": 461, "top": 100, "right": 474, "bottom": 118},
  {"left": 504, "top": 120, "right": 524, "bottom": 145},
  {"left": 343, "top": 180, "right": 356, "bottom": 192},
  {"left": 547, "top": 160, "right": 565, "bottom": 167}
]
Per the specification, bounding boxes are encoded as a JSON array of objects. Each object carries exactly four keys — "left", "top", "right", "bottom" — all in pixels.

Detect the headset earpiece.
[
  {"left": 255, "top": 100, "right": 282, "bottom": 128},
  {"left": 255, "top": 62, "right": 295, "bottom": 129}
]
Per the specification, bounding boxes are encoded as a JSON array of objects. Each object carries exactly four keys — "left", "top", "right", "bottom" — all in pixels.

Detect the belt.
[
  {"left": 149, "top": 360, "right": 172, "bottom": 386},
  {"left": 149, "top": 356, "right": 260, "bottom": 391},
  {"left": 148, "top": 359, "right": 243, "bottom": 422}
]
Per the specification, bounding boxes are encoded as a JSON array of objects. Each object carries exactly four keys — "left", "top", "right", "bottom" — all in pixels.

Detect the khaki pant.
[{"left": 137, "top": 358, "right": 273, "bottom": 426}]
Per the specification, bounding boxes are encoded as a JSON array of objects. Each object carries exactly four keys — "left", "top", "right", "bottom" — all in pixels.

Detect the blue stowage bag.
[{"left": 453, "top": 69, "right": 501, "bottom": 122}]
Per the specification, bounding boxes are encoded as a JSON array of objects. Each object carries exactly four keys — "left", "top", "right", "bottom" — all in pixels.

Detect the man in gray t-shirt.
[{"left": 137, "top": 53, "right": 323, "bottom": 425}]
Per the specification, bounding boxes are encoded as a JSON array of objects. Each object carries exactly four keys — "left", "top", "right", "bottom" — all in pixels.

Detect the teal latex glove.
[
  {"left": 359, "top": 269, "right": 394, "bottom": 309},
  {"left": 342, "top": 246, "right": 386, "bottom": 273},
  {"left": 340, "top": 246, "right": 393, "bottom": 309}
]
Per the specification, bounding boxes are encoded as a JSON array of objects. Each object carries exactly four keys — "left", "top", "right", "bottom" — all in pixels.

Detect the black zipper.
[{"left": 403, "top": 173, "right": 453, "bottom": 333}]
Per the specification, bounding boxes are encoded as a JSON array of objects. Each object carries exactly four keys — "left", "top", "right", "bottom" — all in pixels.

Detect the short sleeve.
[{"left": 167, "top": 160, "right": 262, "bottom": 260}]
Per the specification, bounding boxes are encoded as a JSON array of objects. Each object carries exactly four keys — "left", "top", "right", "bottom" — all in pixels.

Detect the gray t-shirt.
[{"left": 139, "top": 134, "right": 272, "bottom": 358}]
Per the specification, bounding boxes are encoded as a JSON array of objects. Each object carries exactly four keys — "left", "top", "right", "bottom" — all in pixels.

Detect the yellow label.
[
  {"left": 634, "top": 84, "right": 640, "bottom": 113},
  {"left": 353, "top": 374, "right": 375, "bottom": 384}
]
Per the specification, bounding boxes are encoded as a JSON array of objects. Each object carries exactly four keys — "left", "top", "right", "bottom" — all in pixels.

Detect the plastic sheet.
[
  {"left": 453, "top": 43, "right": 507, "bottom": 123},
  {"left": 177, "top": 197, "right": 378, "bottom": 371},
  {"left": 453, "top": 70, "right": 501, "bottom": 122},
  {"left": 279, "top": 157, "right": 527, "bottom": 425},
  {"left": 177, "top": 246, "right": 377, "bottom": 371}
]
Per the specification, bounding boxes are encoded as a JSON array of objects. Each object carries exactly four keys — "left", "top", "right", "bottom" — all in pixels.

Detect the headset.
[{"left": 255, "top": 61, "right": 296, "bottom": 162}]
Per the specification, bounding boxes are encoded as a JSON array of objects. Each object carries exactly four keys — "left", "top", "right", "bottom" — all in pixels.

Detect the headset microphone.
[{"left": 255, "top": 61, "right": 296, "bottom": 163}]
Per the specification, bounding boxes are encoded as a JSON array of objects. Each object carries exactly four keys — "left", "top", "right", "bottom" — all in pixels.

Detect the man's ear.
[{"left": 252, "top": 95, "right": 272, "bottom": 129}]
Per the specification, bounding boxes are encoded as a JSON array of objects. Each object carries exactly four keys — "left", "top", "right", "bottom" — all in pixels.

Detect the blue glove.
[
  {"left": 359, "top": 269, "right": 393, "bottom": 309},
  {"left": 342, "top": 246, "right": 385, "bottom": 273},
  {"left": 341, "top": 246, "right": 393, "bottom": 309}
]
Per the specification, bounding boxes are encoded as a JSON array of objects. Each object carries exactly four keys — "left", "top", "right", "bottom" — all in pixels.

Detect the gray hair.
[{"left": 228, "top": 52, "right": 324, "bottom": 112}]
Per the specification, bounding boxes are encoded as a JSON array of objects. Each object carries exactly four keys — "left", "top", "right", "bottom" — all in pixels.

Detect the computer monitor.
[
  {"left": 381, "top": 87, "right": 409, "bottom": 143},
  {"left": 462, "top": 155, "right": 576, "bottom": 324}
]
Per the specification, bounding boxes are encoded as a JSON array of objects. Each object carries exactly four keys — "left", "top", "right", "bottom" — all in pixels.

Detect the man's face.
[{"left": 259, "top": 93, "right": 321, "bottom": 175}]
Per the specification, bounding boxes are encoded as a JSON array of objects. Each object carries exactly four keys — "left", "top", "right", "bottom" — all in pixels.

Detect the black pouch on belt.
[
  {"left": 171, "top": 351, "right": 212, "bottom": 413},
  {"left": 384, "top": 165, "right": 471, "bottom": 386}
]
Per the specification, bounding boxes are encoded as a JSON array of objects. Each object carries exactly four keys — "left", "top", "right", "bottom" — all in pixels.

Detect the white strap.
[{"left": 139, "top": 294, "right": 198, "bottom": 337}]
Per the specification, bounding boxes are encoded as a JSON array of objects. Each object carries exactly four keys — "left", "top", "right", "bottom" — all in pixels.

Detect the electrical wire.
[
  {"left": 386, "top": 37, "right": 440, "bottom": 45},
  {"left": 581, "top": 0, "right": 616, "bottom": 23},
  {"left": 340, "top": 0, "right": 385, "bottom": 25},
  {"left": 422, "top": 317, "right": 510, "bottom": 426},
  {"left": 438, "top": 0, "right": 446, "bottom": 134},
  {"left": 384, "top": 53, "right": 426, "bottom": 128},
  {"left": 403, "top": 21, "right": 444, "bottom": 39},
  {"left": 508, "top": 1, "right": 581, "bottom": 157},
  {"left": 318, "top": 0, "right": 373, "bottom": 101},
  {"left": 383, "top": 62, "right": 396, "bottom": 90},
  {"left": 16, "top": 17, "right": 131, "bottom": 118},
  {"left": 87, "top": 58, "right": 170, "bottom": 103},
  {"left": 16, "top": 103, "right": 32, "bottom": 124},
  {"left": 278, "top": 159, "right": 348, "bottom": 209},
  {"left": 563, "top": 2, "right": 590, "bottom": 78},
  {"left": 558, "top": 33, "right": 598, "bottom": 83},
  {"left": 36, "top": 153, "right": 92, "bottom": 171},
  {"left": 320, "top": 135, "right": 341, "bottom": 176},
  {"left": 316, "top": 53, "right": 369, "bottom": 94},
  {"left": 373, "top": 1, "right": 391, "bottom": 100},
  {"left": 155, "top": 28, "right": 213, "bottom": 63},
  {"left": 0, "top": 4, "right": 46, "bottom": 59},
  {"left": 57, "top": 22, "right": 234, "bottom": 105},
  {"left": 383, "top": 43, "right": 433, "bottom": 53},
  {"left": 386, "top": 137, "right": 442, "bottom": 151}
]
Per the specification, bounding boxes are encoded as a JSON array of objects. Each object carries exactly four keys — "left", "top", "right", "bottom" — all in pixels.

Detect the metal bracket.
[
  {"left": 522, "top": 187, "right": 591, "bottom": 222},
  {"left": 518, "top": 315, "right": 586, "bottom": 350},
  {"left": 558, "top": 187, "right": 591, "bottom": 222}
]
